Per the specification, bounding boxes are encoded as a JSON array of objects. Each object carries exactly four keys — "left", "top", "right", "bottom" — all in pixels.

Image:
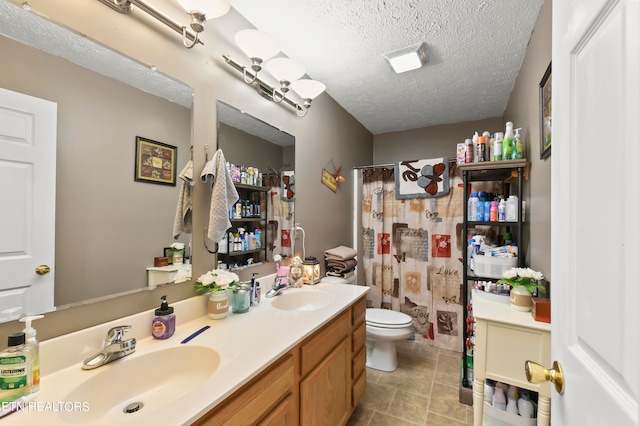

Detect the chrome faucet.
[
  {"left": 82, "top": 325, "right": 136, "bottom": 370},
  {"left": 265, "top": 276, "right": 289, "bottom": 298}
]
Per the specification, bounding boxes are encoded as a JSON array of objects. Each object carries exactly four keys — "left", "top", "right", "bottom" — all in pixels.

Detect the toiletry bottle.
[
  {"left": 0, "top": 332, "right": 32, "bottom": 403},
  {"left": 18, "top": 315, "right": 43, "bottom": 393},
  {"left": 468, "top": 192, "right": 478, "bottom": 221},
  {"left": 517, "top": 390, "right": 536, "bottom": 418},
  {"left": 152, "top": 296, "right": 175, "bottom": 340},
  {"left": 513, "top": 128, "right": 523, "bottom": 159},
  {"left": 472, "top": 131, "right": 479, "bottom": 162},
  {"left": 498, "top": 199, "right": 506, "bottom": 222},
  {"left": 492, "top": 384, "right": 507, "bottom": 410},
  {"left": 465, "top": 138, "right": 474, "bottom": 163},
  {"left": 251, "top": 273, "right": 260, "bottom": 305},
  {"left": 483, "top": 379, "right": 495, "bottom": 404},
  {"left": 503, "top": 122, "right": 514, "bottom": 160},
  {"left": 476, "top": 135, "right": 486, "bottom": 162},
  {"left": 493, "top": 132, "right": 503, "bottom": 161},
  {"left": 490, "top": 201, "right": 498, "bottom": 221}
]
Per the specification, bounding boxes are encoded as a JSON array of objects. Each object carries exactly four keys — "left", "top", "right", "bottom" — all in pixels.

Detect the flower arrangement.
[
  {"left": 497, "top": 267, "right": 545, "bottom": 294},
  {"left": 195, "top": 269, "right": 239, "bottom": 293}
]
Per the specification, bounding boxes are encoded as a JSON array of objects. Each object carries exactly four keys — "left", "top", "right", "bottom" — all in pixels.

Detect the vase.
[
  {"left": 510, "top": 285, "right": 532, "bottom": 312},
  {"left": 208, "top": 290, "right": 229, "bottom": 319}
]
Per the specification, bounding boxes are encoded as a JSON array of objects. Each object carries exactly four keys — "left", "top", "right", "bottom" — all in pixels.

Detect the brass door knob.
[
  {"left": 525, "top": 360, "right": 565, "bottom": 394},
  {"left": 35, "top": 265, "right": 51, "bottom": 275}
]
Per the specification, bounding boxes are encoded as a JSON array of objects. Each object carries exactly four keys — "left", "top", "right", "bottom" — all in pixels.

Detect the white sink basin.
[
  {"left": 271, "top": 289, "right": 335, "bottom": 311},
  {"left": 59, "top": 345, "right": 219, "bottom": 424}
]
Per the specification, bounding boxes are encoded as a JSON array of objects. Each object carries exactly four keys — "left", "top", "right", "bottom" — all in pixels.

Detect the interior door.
[
  {"left": 0, "top": 88, "right": 56, "bottom": 320},
  {"left": 551, "top": 0, "right": 639, "bottom": 424}
]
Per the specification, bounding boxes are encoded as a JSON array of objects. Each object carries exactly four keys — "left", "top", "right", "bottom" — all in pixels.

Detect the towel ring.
[{"left": 203, "top": 227, "right": 217, "bottom": 254}]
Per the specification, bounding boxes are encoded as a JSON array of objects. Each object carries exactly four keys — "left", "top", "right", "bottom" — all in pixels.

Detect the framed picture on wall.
[
  {"left": 134, "top": 136, "right": 177, "bottom": 186},
  {"left": 539, "top": 62, "right": 552, "bottom": 159}
]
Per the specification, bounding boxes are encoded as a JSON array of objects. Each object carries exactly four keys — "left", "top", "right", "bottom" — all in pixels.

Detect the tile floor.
[{"left": 347, "top": 341, "right": 474, "bottom": 426}]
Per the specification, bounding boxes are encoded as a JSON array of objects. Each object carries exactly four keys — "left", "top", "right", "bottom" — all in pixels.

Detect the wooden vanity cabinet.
[
  {"left": 192, "top": 352, "right": 297, "bottom": 426},
  {"left": 193, "top": 295, "right": 367, "bottom": 426}
]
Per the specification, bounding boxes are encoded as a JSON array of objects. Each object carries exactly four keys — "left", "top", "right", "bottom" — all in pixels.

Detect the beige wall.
[
  {"left": 0, "top": 0, "right": 372, "bottom": 343},
  {"left": 373, "top": 117, "right": 504, "bottom": 164},
  {"left": 0, "top": 35, "right": 192, "bottom": 306},
  {"left": 218, "top": 123, "right": 285, "bottom": 171},
  {"left": 503, "top": 0, "right": 552, "bottom": 280}
]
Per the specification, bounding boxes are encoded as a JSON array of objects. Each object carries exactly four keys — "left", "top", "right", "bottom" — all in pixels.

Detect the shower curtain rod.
[{"left": 353, "top": 158, "right": 457, "bottom": 170}]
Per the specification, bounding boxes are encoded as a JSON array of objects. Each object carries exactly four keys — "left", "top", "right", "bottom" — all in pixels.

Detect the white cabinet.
[{"left": 472, "top": 290, "right": 551, "bottom": 426}]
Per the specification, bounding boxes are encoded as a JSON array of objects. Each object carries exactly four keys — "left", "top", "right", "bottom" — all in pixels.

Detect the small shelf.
[
  {"left": 228, "top": 249, "right": 264, "bottom": 256},
  {"left": 458, "top": 159, "right": 527, "bottom": 181},
  {"left": 234, "top": 183, "right": 269, "bottom": 192},
  {"left": 230, "top": 218, "right": 263, "bottom": 223},
  {"left": 467, "top": 221, "right": 521, "bottom": 227}
]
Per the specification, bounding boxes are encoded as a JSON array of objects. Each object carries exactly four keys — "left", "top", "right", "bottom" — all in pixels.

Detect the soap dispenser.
[
  {"left": 152, "top": 296, "right": 175, "bottom": 339},
  {"left": 18, "top": 314, "right": 43, "bottom": 393}
]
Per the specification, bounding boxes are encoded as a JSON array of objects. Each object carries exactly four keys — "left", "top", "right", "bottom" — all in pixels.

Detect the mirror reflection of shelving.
[{"left": 218, "top": 183, "right": 269, "bottom": 271}]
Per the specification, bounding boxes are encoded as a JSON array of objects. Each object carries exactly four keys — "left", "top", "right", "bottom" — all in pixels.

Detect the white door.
[
  {"left": 0, "top": 88, "right": 56, "bottom": 321},
  {"left": 552, "top": 0, "right": 639, "bottom": 424}
]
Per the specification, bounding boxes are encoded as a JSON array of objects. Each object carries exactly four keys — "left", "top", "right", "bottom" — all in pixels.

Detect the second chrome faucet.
[{"left": 82, "top": 325, "right": 136, "bottom": 370}]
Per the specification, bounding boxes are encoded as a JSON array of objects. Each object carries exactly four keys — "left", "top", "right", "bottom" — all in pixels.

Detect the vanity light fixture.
[
  {"left": 383, "top": 42, "right": 428, "bottom": 74},
  {"left": 96, "top": 0, "right": 230, "bottom": 49},
  {"left": 223, "top": 30, "right": 325, "bottom": 117}
]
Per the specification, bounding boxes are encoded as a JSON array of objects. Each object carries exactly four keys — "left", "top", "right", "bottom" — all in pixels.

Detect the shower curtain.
[
  {"left": 361, "top": 165, "right": 464, "bottom": 351},
  {"left": 263, "top": 175, "right": 294, "bottom": 261}
]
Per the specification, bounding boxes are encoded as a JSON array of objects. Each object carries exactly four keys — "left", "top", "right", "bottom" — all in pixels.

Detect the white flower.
[
  {"left": 197, "top": 271, "right": 215, "bottom": 286},
  {"left": 502, "top": 268, "right": 519, "bottom": 279},
  {"left": 273, "top": 254, "right": 282, "bottom": 263},
  {"left": 211, "top": 269, "right": 239, "bottom": 288},
  {"left": 170, "top": 242, "right": 185, "bottom": 250}
]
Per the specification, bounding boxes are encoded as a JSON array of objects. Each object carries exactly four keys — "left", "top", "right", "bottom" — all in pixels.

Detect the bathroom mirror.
[
  {"left": 216, "top": 101, "right": 295, "bottom": 266},
  {"left": 0, "top": 0, "right": 194, "bottom": 321}
]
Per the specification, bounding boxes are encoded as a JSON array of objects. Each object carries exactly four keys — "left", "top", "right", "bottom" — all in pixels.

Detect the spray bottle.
[
  {"left": 18, "top": 314, "right": 44, "bottom": 393},
  {"left": 513, "top": 128, "right": 523, "bottom": 159},
  {"left": 503, "top": 122, "right": 514, "bottom": 160}
]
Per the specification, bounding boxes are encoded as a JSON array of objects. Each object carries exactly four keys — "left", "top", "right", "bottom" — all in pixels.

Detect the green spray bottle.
[
  {"left": 502, "top": 122, "right": 514, "bottom": 160},
  {"left": 513, "top": 128, "right": 523, "bottom": 159}
]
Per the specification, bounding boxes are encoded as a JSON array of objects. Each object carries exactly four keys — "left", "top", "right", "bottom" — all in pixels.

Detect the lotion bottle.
[
  {"left": 19, "top": 315, "right": 43, "bottom": 393},
  {"left": 152, "top": 296, "right": 175, "bottom": 339}
]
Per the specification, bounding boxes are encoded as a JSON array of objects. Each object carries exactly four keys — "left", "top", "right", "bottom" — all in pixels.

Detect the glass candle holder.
[{"left": 232, "top": 285, "right": 251, "bottom": 314}]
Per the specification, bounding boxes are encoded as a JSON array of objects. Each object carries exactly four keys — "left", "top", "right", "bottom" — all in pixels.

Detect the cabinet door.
[
  {"left": 258, "top": 394, "right": 295, "bottom": 426},
  {"left": 300, "top": 338, "right": 350, "bottom": 426}
]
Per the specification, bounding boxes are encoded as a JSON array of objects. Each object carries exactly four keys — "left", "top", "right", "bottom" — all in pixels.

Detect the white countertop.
[
  {"left": 1, "top": 277, "right": 368, "bottom": 425},
  {"left": 472, "top": 289, "right": 550, "bottom": 332}
]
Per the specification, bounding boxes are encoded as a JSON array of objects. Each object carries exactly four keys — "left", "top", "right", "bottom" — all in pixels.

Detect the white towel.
[
  {"left": 200, "top": 149, "right": 239, "bottom": 243},
  {"left": 324, "top": 246, "right": 357, "bottom": 261},
  {"left": 173, "top": 160, "right": 194, "bottom": 239}
]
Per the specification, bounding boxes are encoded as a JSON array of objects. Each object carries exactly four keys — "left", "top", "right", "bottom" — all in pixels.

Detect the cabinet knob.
[{"left": 525, "top": 360, "right": 565, "bottom": 394}]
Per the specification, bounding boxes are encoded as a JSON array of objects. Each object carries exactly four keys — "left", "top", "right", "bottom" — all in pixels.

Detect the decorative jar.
[
  {"left": 208, "top": 291, "right": 229, "bottom": 319},
  {"left": 509, "top": 285, "right": 533, "bottom": 312}
]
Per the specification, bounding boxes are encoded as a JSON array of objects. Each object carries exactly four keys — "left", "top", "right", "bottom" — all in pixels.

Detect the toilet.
[{"left": 320, "top": 277, "right": 414, "bottom": 372}]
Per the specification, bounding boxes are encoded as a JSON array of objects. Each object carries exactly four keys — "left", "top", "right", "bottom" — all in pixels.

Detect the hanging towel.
[
  {"left": 200, "top": 149, "right": 239, "bottom": 243},
  {"left": 394, "top": 157, "right": 450, "bottom": 199},
  {"left": 324, "top": 246, "right": 357, "bottom": 261},
  {"left": 173, "top": 160, "right": 194, "bottom": 239}
]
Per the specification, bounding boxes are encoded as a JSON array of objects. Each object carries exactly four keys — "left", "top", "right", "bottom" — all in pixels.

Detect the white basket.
[
  {"left": 472, "top": 256, "right": 517, "bottom": 279},
  {"left": 483, "top": 402, "right": 536, "bottom": 426}
]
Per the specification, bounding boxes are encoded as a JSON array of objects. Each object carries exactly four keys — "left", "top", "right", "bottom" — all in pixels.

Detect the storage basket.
[
  {"left": 482, "top": 402, "right": 536, "bottom": 426},
  {"left": 472, "top": 256, "right": 517, "bottom": 279}
]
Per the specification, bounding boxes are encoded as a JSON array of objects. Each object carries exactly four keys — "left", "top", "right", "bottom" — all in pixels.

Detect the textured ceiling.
[
  {"left": 0, "top": 0, "right": 193, "bottom": 108},
  {"left": 1, "top": 0, "right": 544, "bottom": 137},
  {"left": 230, "top": 0, "right": 544, "bottom": 134}
]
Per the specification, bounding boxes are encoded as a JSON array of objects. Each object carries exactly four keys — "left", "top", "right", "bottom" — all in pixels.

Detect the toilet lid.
[{"left": 366, "top": 308, "right": 412, "bottom": 328}]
